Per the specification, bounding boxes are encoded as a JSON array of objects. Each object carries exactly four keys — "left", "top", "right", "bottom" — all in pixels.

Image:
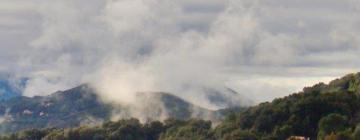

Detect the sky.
[{"left": 0, "top": 0, "right": 360, "bottom": 107}]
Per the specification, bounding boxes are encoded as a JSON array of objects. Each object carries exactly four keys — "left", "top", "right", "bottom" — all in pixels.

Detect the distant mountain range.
[
  {"left": 0, "top": 77, "right": 26, "bottom": 101},
  {"left": 0, "top": 84, "right": 249, "bottom": 133}
]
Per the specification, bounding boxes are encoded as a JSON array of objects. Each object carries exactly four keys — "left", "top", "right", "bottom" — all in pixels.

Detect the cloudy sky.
[{"left": 0, "top": 0, "right": 360, "bottom": 105}]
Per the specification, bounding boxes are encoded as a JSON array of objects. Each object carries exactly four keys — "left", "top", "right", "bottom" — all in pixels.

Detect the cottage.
[{"left": 287, "top": 136, "right": 310, "bottom": 140}]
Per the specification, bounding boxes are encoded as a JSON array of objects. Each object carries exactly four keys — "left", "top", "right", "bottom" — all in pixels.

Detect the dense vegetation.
[
  {"left": 3, "top": 72, "right": 360, "bottom": 140},
  {"left": 216, "top": 73, "right": 360, "bottom": 140}
]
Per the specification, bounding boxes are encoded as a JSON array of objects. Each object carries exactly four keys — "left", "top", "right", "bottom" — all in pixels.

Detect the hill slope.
[{"left": 216, "top": 72, "right": 360, "bottom": 139}]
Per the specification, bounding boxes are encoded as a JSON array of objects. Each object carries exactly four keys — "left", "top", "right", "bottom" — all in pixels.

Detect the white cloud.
[{"left": 0, "top": 0, "right": 360, "bottom": 112}]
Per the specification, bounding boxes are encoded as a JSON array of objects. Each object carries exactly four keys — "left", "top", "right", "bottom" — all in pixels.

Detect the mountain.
[
  {"left": 4, "top": 72, "right": 360, "bottom": 140},
  {"left": 0, "top": 84, "right": 239, "bottom": 133},
  {"left": 0, "top": 85, "right": 111, "bottom": 133},
  {"left": 202, "top": 87, "right": 253, "bottom": 109},
  {"left": 0, "top": 77, "right": 25, "bottom": 101}
]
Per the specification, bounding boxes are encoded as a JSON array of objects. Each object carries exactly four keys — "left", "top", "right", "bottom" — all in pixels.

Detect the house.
[{"left": 287, "top": 136, "right": 310, "bottom": 140}]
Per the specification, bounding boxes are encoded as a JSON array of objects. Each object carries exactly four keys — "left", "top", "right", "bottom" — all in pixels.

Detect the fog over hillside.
[{"left": 0, "top": 0, "right": 360, "bottom": 111}]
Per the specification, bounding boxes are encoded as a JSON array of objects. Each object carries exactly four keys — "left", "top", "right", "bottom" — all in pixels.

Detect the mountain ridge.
[{"left": 0, "top": 84, "right": 247, "bottom": 133}]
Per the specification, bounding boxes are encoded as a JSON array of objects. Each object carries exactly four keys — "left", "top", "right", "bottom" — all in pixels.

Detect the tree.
[
  {"left": 318, "top": 113, "right": 348, "bottom": 139},
  {"left": 352, "top": 124, "right": 360, "bottom": 139}
]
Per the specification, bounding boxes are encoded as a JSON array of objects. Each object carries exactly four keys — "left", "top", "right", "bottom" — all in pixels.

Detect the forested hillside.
[
  {"left": 216, "top": 72, "right": 360, "bottom": 140},
  {"left": 3, "top": 73, "right": 360, "bottom": 140}
]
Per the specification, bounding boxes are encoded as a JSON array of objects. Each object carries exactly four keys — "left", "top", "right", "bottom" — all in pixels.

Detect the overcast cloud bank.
[{"left": 0, "top": 0, "right": 359, "bottom": 110}]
